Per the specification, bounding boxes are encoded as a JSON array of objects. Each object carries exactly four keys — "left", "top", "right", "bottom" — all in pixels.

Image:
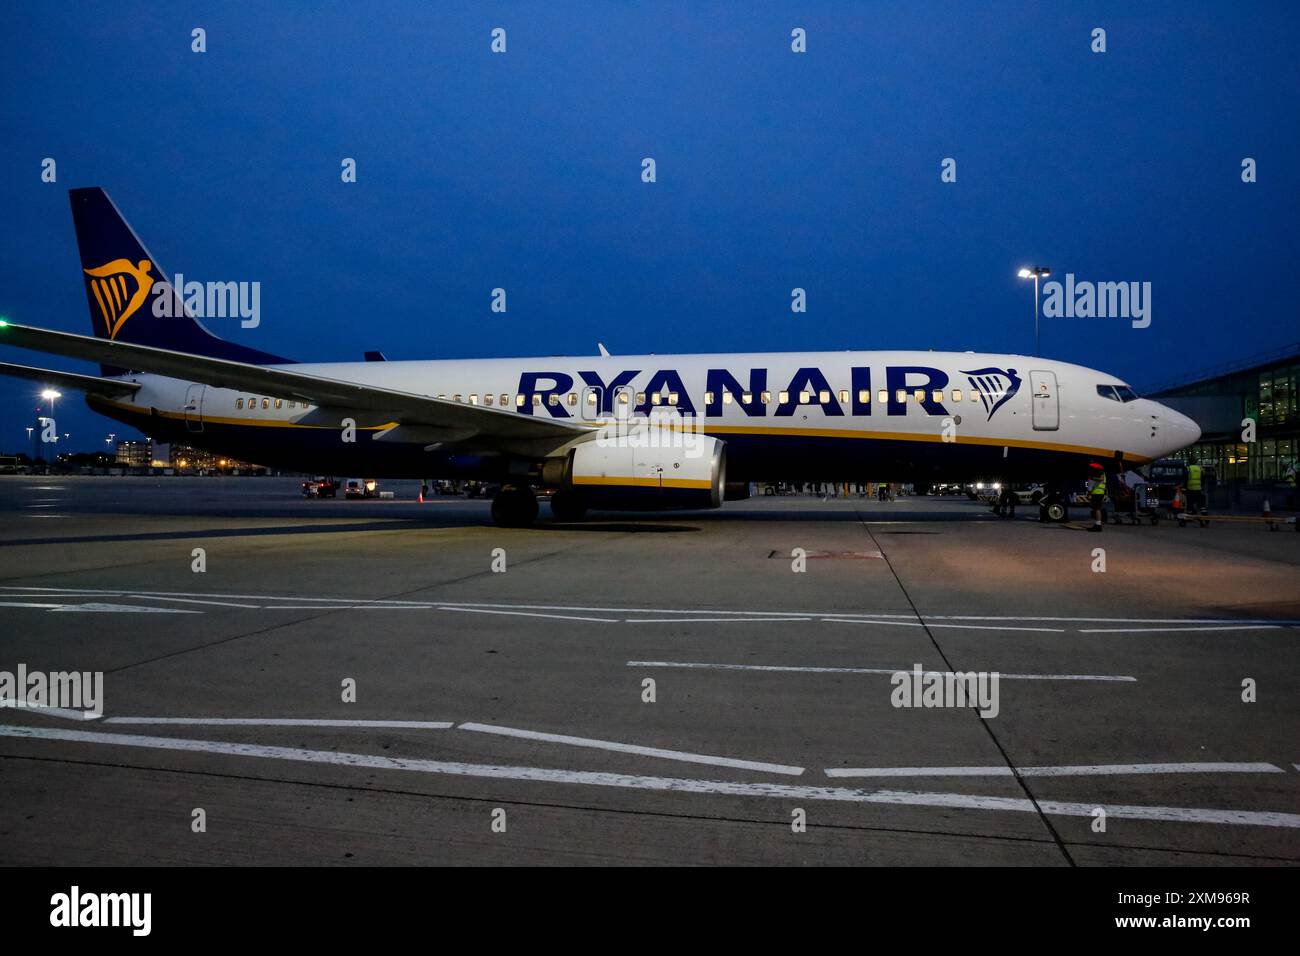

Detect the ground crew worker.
[
  {"left": 1186, "top": 462, "right": 1205, "bottom": 516},
  {"left": 1087, "top": 462, "right": 1107, "bottom": 532}
]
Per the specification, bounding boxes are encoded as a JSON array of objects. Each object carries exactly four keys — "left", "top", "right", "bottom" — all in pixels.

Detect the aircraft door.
[
  {"left": 581, "top": 386, "right": 603, "bottom": 421},
  {"left": 183, "top": 384, "right": 205, "bottom": 433},
  {"left": 1029, "top": 370, "right": 1058, "bottom": 431}
]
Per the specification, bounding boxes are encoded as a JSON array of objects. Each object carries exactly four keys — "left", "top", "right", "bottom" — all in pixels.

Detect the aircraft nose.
[{"left": 1156, "top": 403, "right": 1201, "bottom": 453}]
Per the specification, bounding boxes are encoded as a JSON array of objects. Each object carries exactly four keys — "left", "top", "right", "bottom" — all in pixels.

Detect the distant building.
[
  {"left": 1147, "top": 344, "right": 1298, "bottom": 504},
  {"left": 115, "top": 440, "right": 150, "bottom": 467},
  {"left": 114, "top": 439, "right": 265, "bottom": 474}
]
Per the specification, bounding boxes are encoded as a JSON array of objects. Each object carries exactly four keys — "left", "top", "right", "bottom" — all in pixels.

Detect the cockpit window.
[{"left": 1097, "top": 384, "right": 1139, "bottom": 403}]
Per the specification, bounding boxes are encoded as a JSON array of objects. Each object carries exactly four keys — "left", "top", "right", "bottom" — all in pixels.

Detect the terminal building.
[{"left": 1147, "top": 344, "right": 1299, "bottom": 509}]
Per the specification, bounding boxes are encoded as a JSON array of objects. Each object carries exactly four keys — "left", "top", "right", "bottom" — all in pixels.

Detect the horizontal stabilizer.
[{"left": 0, "top": 360, "right": 141, "bottom": 398}]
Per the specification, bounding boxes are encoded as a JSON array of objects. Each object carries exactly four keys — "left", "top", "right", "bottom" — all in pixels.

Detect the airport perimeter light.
[
  {"left": 1017, "top": 266, "right": 1051, "bottom": 356},
  {"left": 40, "top": 389, "right": 62, "bottom": 442}
]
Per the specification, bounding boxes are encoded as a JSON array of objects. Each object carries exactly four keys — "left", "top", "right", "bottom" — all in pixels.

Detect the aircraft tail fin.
[{"left": 68, "top": 187, "right": 292, "bottom": 374}]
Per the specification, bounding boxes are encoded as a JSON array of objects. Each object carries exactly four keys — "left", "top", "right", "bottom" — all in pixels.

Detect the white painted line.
[
  {"left": 458, "top": 722, "right": 805, "bottom": 776},
  {"left": 263, "top": 605, "right": 432, "bottom": 610},
  {"left": 2, "top": 724, "right": 1297, "bottom": 829},
  {"left": 1078, "top": 625, "right": 1284, "bottom": 634},
  {"left": 50, "top": 602, "right": 199, "bottom": 614},
  {"left": 822, "top": 618, "right": 1067, "bottom": 633},
  {"left": 826, "top": 762, "right": 1284, "bottom": 779},
  {"left": 827, "top": 766, "right": 1014, "bottom": 778},
  {"left": 438, "top": 607, "right": 620, "bottom": 623},
  {"left": 103, "top": 718, "right": 454, "bottom": 729},
  {"left": 131, "top": 595, "right": 261, "bottom": 609},
  {"left": 1018, "top": 762, "right": 1285, "bottom": 777},
  {"left": 0, "top": 703, "right": 101, "bottom": 721},
  {"left": 625, "top": 661, "right": 1137, "bottom": 682},
  {"left": 0, "top": 601, "right": 69, "bottom": 609},
  {"left": 625, "top": 617, "right": 813, "bottom": 624},
  {"left": 3, "top": 589, "right": 1296, "bottom": 627}
]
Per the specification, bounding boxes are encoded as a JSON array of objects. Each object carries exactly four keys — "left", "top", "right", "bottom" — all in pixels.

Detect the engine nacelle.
[{"left": 554, "top": 433, "right": 726, "bottom": 511}]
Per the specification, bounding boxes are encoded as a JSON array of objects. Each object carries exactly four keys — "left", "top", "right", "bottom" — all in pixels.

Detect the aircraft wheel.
[
  {"left": 491, "top": 487, "right": 539, "bottom": 528},
  {"left": 549, "top": 489, "right": 588, "bottom": 522},
  {"left": 1044, "top": 501, "right": 1067, "bottom": 523}
]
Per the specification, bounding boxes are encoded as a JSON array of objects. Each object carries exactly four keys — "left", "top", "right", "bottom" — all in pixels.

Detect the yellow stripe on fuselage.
[{"left": 571, "top": 475, "right": 713, "bottom": 490}]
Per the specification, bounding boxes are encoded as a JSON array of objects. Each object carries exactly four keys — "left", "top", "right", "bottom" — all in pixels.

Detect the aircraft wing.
[
  {"left": 0, "top": 360, "right": 142, "bottom": 398},
  {"left": 0, "top": 321, "right": 589, "bottom": 444}
]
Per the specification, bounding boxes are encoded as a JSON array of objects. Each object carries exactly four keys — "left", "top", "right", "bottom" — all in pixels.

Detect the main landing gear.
[{"left": 491, "top": 485, "right": 539, "bottom": 528}]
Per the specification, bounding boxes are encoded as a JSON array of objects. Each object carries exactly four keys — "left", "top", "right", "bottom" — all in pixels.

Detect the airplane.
[{"left": 0, "top": 187, "right": 1200, "bottom": 527}]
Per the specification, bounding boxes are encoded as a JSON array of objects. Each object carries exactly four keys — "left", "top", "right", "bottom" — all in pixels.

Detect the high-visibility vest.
[
  {"left": 1090, "top": 476, "right": 1106, "bottom": 496},
  {"left": 1188, "top": 464, "right": 1202, "bottom": 491}
]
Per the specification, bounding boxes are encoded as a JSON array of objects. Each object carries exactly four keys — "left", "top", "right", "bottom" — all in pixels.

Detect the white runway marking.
[
  {"left": 133, "top": 595, "right": 261, "bottom": 609},
  {"left": 625, "top": 617, "right": 814, "bottom": 624},
  {"left": 1077, "top": 625, "right": 1285, "bottom": 634},
  {"left": 0, "top": 704, "right": 101, "bottom": 721},
  {"left": 824, "top": 618, "right": 1067, "bottom": 633},
  {"left": 458, "top": 722, "right": 805, "bottom": 776},
  {"left": 439, "top": 607, "right": 620, "bottom": 623},
  {"left": 2, "top": 724, "right": 1297, "bottom": 829},
  {"left": 2, "top": 588, "right": 1296, "bottom": 629},
  {"left": 625, "top": 661, "right": 1137, "bottom": 681},
  {"left": 263, "top": 605, "right": 433, "bottom": 611},
  {"left": 103, "top": 717, "right": 454, "bottom": 729},
  {"left": 826, "top": 762, "right": 1284, "bottom": 779},
  {"left": 50, "top": 602, "right": 199, "bottom": 614}
]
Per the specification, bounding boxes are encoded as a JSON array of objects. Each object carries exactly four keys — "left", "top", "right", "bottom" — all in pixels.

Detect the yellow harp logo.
[{"left": 84, "top": 258, "right": 155, "bottom": 339}]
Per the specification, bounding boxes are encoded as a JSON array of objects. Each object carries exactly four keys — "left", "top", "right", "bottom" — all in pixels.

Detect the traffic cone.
[{"left": 1263, "top": 498, "right": 1276, "bottom": 530}]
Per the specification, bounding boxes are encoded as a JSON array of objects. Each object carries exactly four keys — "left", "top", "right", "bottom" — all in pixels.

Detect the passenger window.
[
  {"left": 839, "top": 390, "right": 849, "bottom": 404},
  {"left": 470, "top": 394, "right": 479, "bottom": 405},
  {"left": 819, "top": 390, "right": 830, "bottom": 403},
  {"left": 742, "top": 392, "right": 753, "bottom": 404},
  {"left": 652, "top": 392, "right": 663, "bottom": 405},
  {"left": 878, "top": 390, "right": 888, "bottom": 404},
  {"left": 501, "top": 394, "right": 509, "bottom": 407},
  {"left": 636, "top": 392, "right": 646, "bottom": 405},
  {"left": 235, "top": 398, "right": 243, "bottom": 409},
  {"left": 858, "top": 389, "right": 870, "bottom": 404},
  {"left": 704, "top": 391, "right": 715, "bottom": 404},
  {"left": 516, "top": 394, "right": 525, "bottom": 407},
  {"left": 453, "top": 394, "right": 462, "bottom": 403},
  {"left": 668, "top": 392, "right": 679, "bottom": 405},
  {"left": 722, "top": 392, "right": 732, "bottom": 405},
  {"left": 618, "top": 392, "right": 629, "bottom": 405},
  {"left": 532, "top": 395, "right": 542, "bottom": 407},
  {"left": 951, "top": 389, "right": 962, "bottom": 402},
  {"left": 895, "top": 389, "right": 907, "bottom": 403},
  {"left": 484, "top": 394, "right": 494, "bottom": 406},
  {"left": 799, "top": 391, "right": 810, "bottom": 403},
  {"left": 931, "top": 390, "right": 943, "bottom": 404},
  {"left": 913, "top": 389, "right": 925, "bottom": 403},
  {"left": 779, "top": 390, "right": 789, "bottom": 404},
  {"left": 547, "top": 394, "right": 558, "bottom": 406},
  {"left": 586, "top": 392, "right": 597, "bottom": 405},
  {"left": 761, "top": 390, "right": 772, "bottom": 404},
  {"left": 262, "top": 398, "right": 269, "bottom": 409}
]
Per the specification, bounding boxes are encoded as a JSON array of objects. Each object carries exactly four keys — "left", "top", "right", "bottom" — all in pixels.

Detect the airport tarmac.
[{"left": 0, "top": 475, "right": 1296, "bottom": 866}]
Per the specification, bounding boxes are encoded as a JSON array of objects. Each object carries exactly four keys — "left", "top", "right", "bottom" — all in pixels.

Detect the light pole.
[{"left": 1017, "top": 266, "right": 1051, "bottom": 356}]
